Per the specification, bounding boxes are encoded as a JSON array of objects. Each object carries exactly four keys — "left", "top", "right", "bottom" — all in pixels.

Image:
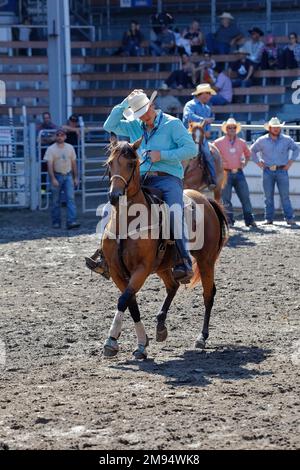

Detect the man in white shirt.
[{"left": 44, "top": 128, "right": 80, "bottom": 229}]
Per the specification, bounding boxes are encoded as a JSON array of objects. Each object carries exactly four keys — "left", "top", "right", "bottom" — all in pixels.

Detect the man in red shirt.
[{"left": 214, "top": 118, "right": 256, "bottom": 227}]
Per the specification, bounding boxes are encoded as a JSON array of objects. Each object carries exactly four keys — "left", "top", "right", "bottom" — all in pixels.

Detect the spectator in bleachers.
[
  {"left": 278, "top": 32, "right": 300, "bottom": 69},
  {"left": 150, "top": 24, "right": 176, "bottom": 56},
  {"left": 206, "top": 12, "right": 243, "bottom": 55},
  {"left": 151, "top": 11, "right": 174, "bottom": 36},
  {"left": 210, "top": 64, "right": 233, "bottom": 105},
  {"left": 175, "top": 28, "right": 192, "bottom": 56},
  {"left": 155, "top": 84, "right": 182, "bottom": 115},
  {"left": 229, "top": 53, "right": 254, "bottom": 87},
  {"left": 119, "top": 21, "right": 144, "bottom": 57},
  {"left": 183, "top": 21, "right": 205, "bottom": 56},
  {"left": 214, "top": 118, "right": 256, "bottom": 228},
  {"left": 238, "top": 27, "right": 265, "bottom": 69},
  {"left": 261, "top": 34, "right": 279, "bottom": 70},
  {"left": 194, "top": 52, "right": 216, "bottom": 84},
  {"left": 164, "top": 54, "right": 196, "bottom": 89}
]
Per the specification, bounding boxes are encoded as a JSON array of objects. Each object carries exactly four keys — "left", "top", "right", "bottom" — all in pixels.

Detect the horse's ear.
[
  {"left": 110, "top": 132, "right": 118, "bottom": 147},
  {"left": 188, "top": 121, "right": 193, "bottom": 133},
  {"left": 131, "top": 136, "right": 143, "bottom": 151}
]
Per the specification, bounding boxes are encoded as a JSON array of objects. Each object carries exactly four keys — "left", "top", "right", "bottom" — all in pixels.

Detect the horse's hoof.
[
  {"left": 103, "top": 337, "right": 119, "bottom": 357},
  {"left": 133, "top": 343, "right": 148, "bottom": 360},
  {"left": 156, "top": 325, "right": 168, "bottom": 342},
  {"left": 195, "top": 336, "right": 206, "bottom": 349}
]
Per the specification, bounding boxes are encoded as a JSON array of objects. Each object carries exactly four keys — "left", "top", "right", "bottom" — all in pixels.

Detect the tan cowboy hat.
[
  {"left": 192, "top": 83, "right": 216, "bottom": 96},
  {"left": 123, "top": 90, "right": 157, "bottom": 121},
  {"left": 219, "top": 12, "right": 234, "bottom": 20},
  {"left": 264, "top": 117, "right": 285, "bottom": 130},
  {"left": 221, "top": 118, "right": 242, "bottom": 134}
]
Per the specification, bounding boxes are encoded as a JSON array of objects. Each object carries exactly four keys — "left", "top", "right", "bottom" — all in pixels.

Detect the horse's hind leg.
[
  {"left": 156, "top": 270, "right": 179, "bottom": 342},
  {"left": 195, "top": 263, "right": 216, "bottom": 349}
]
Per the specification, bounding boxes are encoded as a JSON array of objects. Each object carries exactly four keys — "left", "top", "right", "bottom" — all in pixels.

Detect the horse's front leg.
[
  {"left": 104, "top": 268, "right": 150, "bottom": 359},
  {"left": 103, "top": 274, "right": 128, "bottom": 357},
  {"left": 127, "top": 268, "right": 151, "bottom": 359}
]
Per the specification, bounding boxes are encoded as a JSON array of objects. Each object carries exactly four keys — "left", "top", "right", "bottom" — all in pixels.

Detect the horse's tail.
[
  {"left": 208, "top": 198, "right": 229, "bottom": 253},
  {"left": 190, "top": 199, "right": 229, "bottom": 288}
]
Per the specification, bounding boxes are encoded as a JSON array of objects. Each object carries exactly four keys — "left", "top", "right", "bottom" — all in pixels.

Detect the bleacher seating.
[{"left": 0, "top": 39, "right": 299, "bottom": 123}]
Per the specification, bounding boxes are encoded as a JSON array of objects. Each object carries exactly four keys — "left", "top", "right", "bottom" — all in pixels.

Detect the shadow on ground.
[{"left": 110, "top": 345, "right": 272, "bottom": 387}]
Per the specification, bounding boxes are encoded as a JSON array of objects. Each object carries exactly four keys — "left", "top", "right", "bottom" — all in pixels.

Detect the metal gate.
[
  {"left": 81, "top": 126, "right": 110, "bottom": 213},
  {"left": 0, "top": 123, "right": 30, "bottom": 209}
]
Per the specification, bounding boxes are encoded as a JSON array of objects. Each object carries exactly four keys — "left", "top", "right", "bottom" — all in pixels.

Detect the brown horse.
[
  {"left": 183, "top": 122, "right": 226, "bottom": 203},
  {"left": 102, "top": 137, "right": 228, "bottom": 359}
]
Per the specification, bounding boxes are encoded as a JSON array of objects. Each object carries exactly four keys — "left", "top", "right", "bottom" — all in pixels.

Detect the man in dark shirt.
[
  {"left": 36, "top": 112, "right": 58, "bottom": 192},
  {"left": 230, "top": 54, "right": 254, "bottom": 87},
  {"left": 206, "top": 12, "right": 243, "bottom": 54},
  {"left": 63, "top": 114, "right": 80, "bottom": 149}
]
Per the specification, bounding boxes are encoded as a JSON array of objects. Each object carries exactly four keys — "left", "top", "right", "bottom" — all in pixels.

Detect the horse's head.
[
  {"left": 106, "top": 134, "right": 143, "bottom": 206},
  {"left": 189, "top": 121, "right": 205, "bottom": 145}
]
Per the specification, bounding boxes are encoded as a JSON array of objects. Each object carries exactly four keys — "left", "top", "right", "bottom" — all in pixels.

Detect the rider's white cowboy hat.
[
  {"left": 219, "top": 12, "right": 234, "bottom": 20},
  {"left": 192, "top": 83, "right": 216, "bottom": 96},
  {"left": 123, "top": 90, "right": 157, "bottom": 121},
  {"left": 264, "top": 117, "right": 285, "bottom": 130},
  {"left": 221, "top": 118, "right": 242, "bottom": 134}
]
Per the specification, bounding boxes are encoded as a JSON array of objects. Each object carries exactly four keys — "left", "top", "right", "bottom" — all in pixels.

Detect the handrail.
[{"left": 0, "top": 24, "right": 96, "bottom": 42}]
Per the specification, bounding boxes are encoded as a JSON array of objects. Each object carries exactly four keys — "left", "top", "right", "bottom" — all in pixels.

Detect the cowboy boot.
[
  {"left": 173, "top": 238, "right": 193, "bottom": 284},
  {"left": 85, "top": 248, "right": 110, "bottom": 280}
]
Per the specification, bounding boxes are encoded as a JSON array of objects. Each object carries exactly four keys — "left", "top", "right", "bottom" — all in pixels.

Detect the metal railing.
[
  {"left": 0, "top": 24, "right": 96, "bottom": 43},
  {"left": 0, "top": 122, "right": 29, "bottom": 209},
  {"left": 2, "top": 121, "right": 300, "bottom": 212}
]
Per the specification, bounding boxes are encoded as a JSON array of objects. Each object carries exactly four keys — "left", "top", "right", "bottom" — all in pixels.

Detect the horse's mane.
[{"left": 106, "top": 140, "right": 138, "bottom": 165}]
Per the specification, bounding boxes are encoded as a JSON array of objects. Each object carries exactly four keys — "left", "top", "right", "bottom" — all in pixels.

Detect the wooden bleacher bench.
[
  {"left": 70, "top": 103, "right": 269, "bottom": 116},
  {"left": 254, "top": 68, "right": 300, "bottom": 78},
  {"left": 79, "top": 72, "right": 170, "bottom": 81},
  {"left": 73, "top": 85, "right": 285, "bottom": 98}
]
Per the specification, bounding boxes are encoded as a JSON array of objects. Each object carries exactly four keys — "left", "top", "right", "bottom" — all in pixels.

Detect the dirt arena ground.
[{"left": 0, "top": 207, "right": 300, "bottom": 450}]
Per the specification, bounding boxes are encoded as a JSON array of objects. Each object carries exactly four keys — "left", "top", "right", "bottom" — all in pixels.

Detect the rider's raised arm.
[
  {"left": 103, "top": 97, "right": 141, "bottom": 139},
  {"left": 160, "top": 119, "right": 198, "bottom": 162}
]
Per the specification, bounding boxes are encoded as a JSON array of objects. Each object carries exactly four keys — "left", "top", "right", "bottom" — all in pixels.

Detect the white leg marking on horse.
[
  {"left": 134, "top": 321, "right": 147, "bottom": 346},
  {"left": 109, "top": 310, "right": 123, "bottom": 339}
]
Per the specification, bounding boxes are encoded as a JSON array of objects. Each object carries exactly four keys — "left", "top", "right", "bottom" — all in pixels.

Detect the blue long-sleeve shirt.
[
  {"left": 250, "top": 133, "right": 300, "bottom": 165},
  {"left": 103, "top": 98, "right": 197, "bottom": 179},
  {"left": 182, "top": 98, "right": 213, "bottom": 132}
]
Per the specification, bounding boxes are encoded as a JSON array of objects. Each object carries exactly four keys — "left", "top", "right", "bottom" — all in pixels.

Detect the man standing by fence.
[
  {"left": 214, "top": 118, "right": 256, "bottom": 228},
  {"left": 44, "top": 128, "right": 80, "bottom": 230},
  {"left": 251, "top": 117, "right": 299, "bottom": 226}
]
